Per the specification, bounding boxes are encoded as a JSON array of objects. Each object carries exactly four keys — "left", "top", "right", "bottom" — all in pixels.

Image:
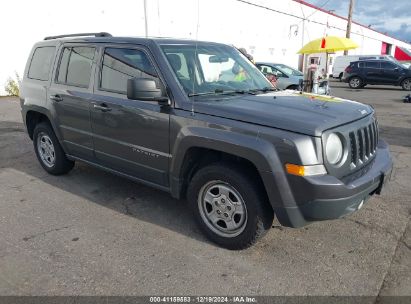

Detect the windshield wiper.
[
  {"left": 249, "top": 87, "right": 278, "bottom": 94},
  {"left": 188, "top": 89, "right": 256, "bottom": 97}
]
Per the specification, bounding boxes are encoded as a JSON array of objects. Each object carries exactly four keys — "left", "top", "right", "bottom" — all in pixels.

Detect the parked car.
[
  {"left": 343, "top": 59, "right": 411, "bottom": 90},
  {"left": 256, "top": 62, "right": 303, "bottom": 90},
  {"left": 332, "top": 54, "right": 396, "bottom": 80},
  {"left": 20, "top": 33, "right": 392, "bottom": 249}
]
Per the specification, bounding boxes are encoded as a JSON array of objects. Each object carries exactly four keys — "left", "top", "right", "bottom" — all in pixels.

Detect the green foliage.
[{"left": 4, "top": 72, "right": 20, "bottom": 96}]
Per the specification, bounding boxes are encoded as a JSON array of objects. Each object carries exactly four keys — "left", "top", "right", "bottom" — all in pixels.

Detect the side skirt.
[{"left": 66, "top": 154, "right": 171, "bottom": 194}]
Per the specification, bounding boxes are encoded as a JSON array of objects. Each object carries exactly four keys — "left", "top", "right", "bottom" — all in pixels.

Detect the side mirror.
[{"left": 127, "top": 78, "right": 169, "bottom": 105}]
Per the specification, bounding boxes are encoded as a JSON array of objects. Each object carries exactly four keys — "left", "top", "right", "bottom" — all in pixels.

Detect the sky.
[{"left": 305, "top": 0, "right": 411, "bottom": 42}]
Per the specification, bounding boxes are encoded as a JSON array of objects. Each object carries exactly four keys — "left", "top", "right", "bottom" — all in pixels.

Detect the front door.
[
  {"left": 380, "top": 61, "right": 402, "bottom": 84},
  {"left": 90, "top": 46, "right": 170, "bottom": 186},
  {"left": 48, "top": 45, "right": 97, "bottom": 159}
]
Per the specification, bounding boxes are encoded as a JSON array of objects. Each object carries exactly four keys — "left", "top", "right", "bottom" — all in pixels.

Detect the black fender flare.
[
  {"left": 23, "top": 105, "right": 67, "bottom": 152},
  {"left": 169, "top": 126, "right": 296, "bottom": 211}
]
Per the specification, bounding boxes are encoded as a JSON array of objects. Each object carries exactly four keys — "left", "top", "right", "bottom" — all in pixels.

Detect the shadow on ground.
[{"left": 0, "top": 120, "right": 212, "bottom": 246}]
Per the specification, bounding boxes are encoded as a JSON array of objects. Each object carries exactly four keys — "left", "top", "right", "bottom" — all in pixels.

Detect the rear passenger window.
[
  {"left": 28, "top": 47, "right": 55, "bottom": 81},
  {"left": 57, "top": 48, "right": 71, "bottom": 83},
  {"left": 365, "top": 62, "right": 380, "bottom": 69},
  {"left": 100, "top": 48, "right": 158, "bottom": 94},
  {"left": 57, "top": 47, "right": 95, "bottom": 87}
]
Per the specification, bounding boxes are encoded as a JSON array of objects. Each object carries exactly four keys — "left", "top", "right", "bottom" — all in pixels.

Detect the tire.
[
  {"left": 286, "top": 85, "right": 299, "bottom": 90},
  {"left": 339, "top": 73, "right": 343, "bottom": 82},
  {"left": 348, "top": 76, "right": 363, "bottom": 89},
  {"left": 187, "top": 163, "right": 274, "bottom": 250},
  {"left": 401, "top": 78, "right": 411, "bottom": 91},
  {"left": 33, "top": 122, "right": 74, "bottom": 175}
]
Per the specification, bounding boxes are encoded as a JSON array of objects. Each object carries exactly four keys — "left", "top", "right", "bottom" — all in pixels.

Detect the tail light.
[{"left": 345, "top": 66, "right": 352, "bottom": 73}]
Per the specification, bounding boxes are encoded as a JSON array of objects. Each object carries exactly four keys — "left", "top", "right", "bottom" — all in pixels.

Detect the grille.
[{"left": 349, "top": 119, "right": 378, "bottom": 169}]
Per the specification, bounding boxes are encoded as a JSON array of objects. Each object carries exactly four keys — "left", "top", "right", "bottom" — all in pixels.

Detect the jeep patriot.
[{"left": 20, "top": 33, "right": 393, "bottom": 249}]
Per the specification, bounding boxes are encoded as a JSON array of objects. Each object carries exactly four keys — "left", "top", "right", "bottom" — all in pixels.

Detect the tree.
[{"left": 4, "top": 72, "right": 20, "bottom": 96}]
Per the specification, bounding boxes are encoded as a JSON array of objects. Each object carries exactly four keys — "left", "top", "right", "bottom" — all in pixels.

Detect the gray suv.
[{"left": 20, "top": 33, "right": 393, "bottom": 249}]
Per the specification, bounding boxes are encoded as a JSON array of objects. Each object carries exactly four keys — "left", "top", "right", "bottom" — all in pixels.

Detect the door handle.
[
  {"left": 93, "top": 104, "right": 112, "bottom": 112},
  {"left": 49, "top": 94, "right": 63, "bottom": 102}
]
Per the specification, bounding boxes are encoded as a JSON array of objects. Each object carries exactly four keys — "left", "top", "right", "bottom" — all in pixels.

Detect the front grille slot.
[
  {"left": 349, "top": 132, "right": 357, "bottom": 165},
  {"left": 349, "top": 119, "right": 379, "bottom": 169},
  {"left": 358, "top": 129, "right": 365, "bottom": 162},
  {"left": 369, "top": 124, "right": 375, "bottom": 153},
  {"left": 364, "top": 127, "right": 370, "bottom": 157}
]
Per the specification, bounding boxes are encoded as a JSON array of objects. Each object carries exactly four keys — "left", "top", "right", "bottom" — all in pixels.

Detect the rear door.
[
  {"left": 49, "top": 45, "right": 97, "bottom": 160},
  {"left": 364, "top": 61, "right": 381, "bottom": 83},
  {"left": 89, "top": 45, "right": 170, "bottom": 186}
]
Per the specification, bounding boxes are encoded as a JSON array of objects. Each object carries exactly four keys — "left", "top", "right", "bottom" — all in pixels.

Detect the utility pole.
[
  {"left": 344, "top": 0, "right": 355, "bottom": 55},
  {"left": 144, "top": 0, "right": 148, "bottom": 37}
]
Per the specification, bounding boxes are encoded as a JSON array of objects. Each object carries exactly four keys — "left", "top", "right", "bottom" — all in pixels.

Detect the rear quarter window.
[
  {"left": 28, "top": 46, "right": 56, "bottom": 81},
  {"left": 365, "top": 61, "right": 380, "bottom": 69}
]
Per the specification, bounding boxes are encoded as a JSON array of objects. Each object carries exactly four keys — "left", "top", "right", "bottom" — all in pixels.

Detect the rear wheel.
[
  {"left": 401, "top": 78, "right": 411, "bottom": 90},
  {"left": 349, "top": 76, "right": 363, "bottom": 89},
  {"left": 339, "top": 72, "right": 343, "bottom": 82},
  {"left": 33, "top": 122, "right": 74, "bottom": 175},
  {"left": 187, "top": 163, "right": 273, "bottom": 250}
]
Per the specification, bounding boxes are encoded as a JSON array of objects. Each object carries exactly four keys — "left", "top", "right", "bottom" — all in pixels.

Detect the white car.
[{"left": 256, "top": 62, "right": 303, "bottom": 90}]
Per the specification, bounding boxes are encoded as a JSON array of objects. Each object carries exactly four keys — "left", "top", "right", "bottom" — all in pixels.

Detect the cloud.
[{"left": 306, "top": 0, "right": 411, "bottom": 42}]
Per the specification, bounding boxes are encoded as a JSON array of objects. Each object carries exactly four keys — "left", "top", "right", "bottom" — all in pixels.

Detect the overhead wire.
[{"left": 232, "top": 0, "right": 397, "bottom": 43}]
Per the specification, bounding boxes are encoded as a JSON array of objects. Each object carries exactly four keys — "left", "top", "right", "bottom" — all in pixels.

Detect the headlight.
[{"left": 326, "top": 133, "right": 343, "bottom": 165}]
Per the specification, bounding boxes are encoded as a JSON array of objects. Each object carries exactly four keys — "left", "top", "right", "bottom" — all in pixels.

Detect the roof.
[{"left": 39, "top": 35, "right": 226, "bottom": 46}]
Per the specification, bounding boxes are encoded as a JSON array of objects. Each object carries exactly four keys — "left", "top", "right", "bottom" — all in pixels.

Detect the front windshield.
[
  {"left": 401, "top": 62, "right": 411, "bottom": 69},
  {"left": 160, "top": 44, "right": 272, "bottom": 97},
  {"left": 273, "top": 64, "right": 303, "bottom": 77}
]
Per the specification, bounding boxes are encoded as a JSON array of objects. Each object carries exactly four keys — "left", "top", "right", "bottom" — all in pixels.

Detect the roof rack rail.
[{"left": 44, "top": 32, "right": 112, "bottom": 40}]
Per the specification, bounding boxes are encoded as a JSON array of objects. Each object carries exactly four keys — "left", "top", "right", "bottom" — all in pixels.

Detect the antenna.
[{"left": 191, "top": 0, "right": 200, "bottom": 116}]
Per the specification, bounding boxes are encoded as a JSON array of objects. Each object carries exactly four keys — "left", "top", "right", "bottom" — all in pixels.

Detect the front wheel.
[
  {"left": 348, "top": 76, "right": 363, "bottom": 89},
  {"left": 187, "top": 163, "right": 273, "bottom": 250},
  {"left": 401, "top": 78, "right": 411, "bottom": 90}
]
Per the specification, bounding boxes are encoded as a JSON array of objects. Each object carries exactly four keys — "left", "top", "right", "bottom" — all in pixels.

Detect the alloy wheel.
[
  {"left": 198, "top": 181, "right": 247, "bottom": 238},
  {"left": 37, "top": 132, "right": 56, "bottom": 168},
  {"left": 350, "top": 78, "right": 361, "bottom": 88}
]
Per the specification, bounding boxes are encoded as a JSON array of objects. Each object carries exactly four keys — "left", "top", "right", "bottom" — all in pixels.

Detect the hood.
[{"left": 193, "top": 91, "right": 373, "bottom": 136}]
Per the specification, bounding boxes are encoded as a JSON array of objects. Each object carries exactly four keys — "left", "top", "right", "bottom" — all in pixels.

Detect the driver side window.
[
  {"left": 100, "top": 48, "right": 158, "bottom": 94},
  {"left": 272, "top": 68, "right": 286, "bottom": 78},
  {"left": 258, "top": 65, "right": 273, "bottom": 74}
]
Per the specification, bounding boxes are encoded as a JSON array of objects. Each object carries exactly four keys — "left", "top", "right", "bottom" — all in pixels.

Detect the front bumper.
[{"left": 274, "top": 139, "right": 393, "bottom": 228}]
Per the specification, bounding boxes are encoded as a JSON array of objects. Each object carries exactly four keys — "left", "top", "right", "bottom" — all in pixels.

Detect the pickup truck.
[{"left": 20, "top": 33, "right": 392, "bottom": 249}]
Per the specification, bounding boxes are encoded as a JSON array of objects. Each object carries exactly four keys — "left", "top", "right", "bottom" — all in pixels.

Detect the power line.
[
  {"left": 233, "top": 0, "right": 400, "bottom": 44},
  {"left": 234, "top": 0, "right": 304, "bottom": 20},
  {"left": 304, "top": 0, "right": 332, "bottom": 19}
]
